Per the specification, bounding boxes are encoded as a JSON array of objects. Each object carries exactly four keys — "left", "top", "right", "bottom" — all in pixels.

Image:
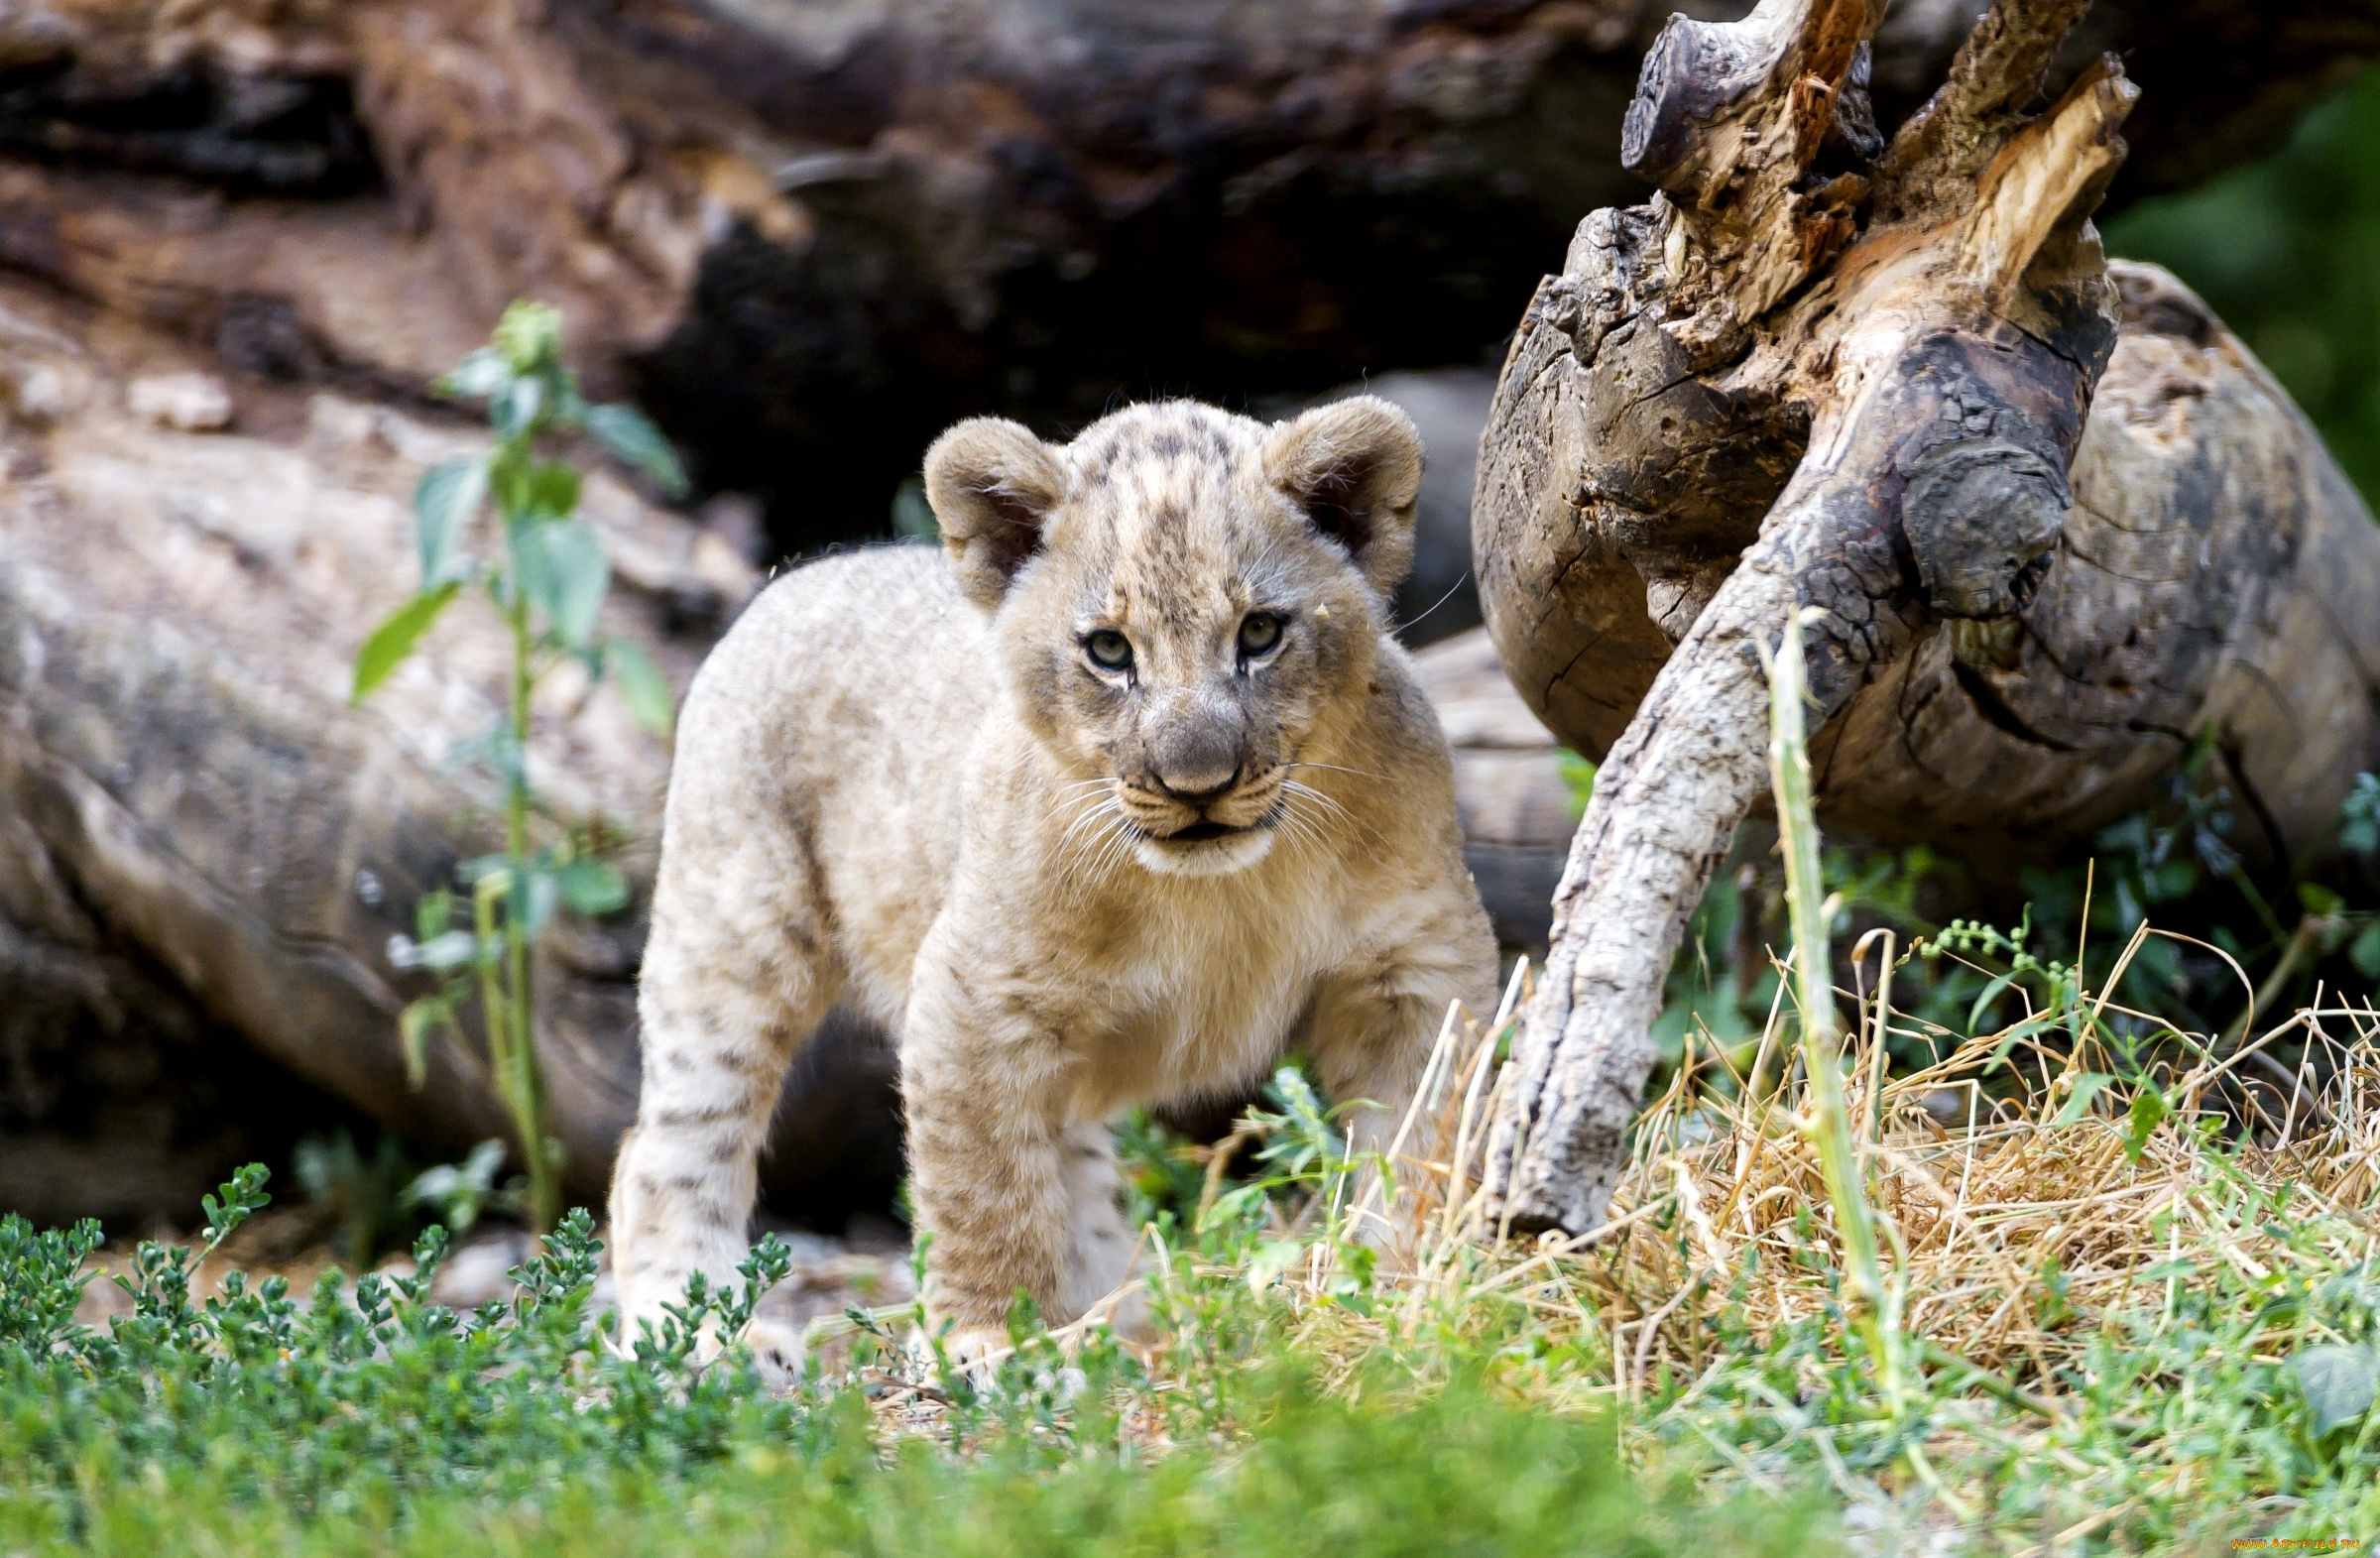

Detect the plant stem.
[
  {"left": 505, "top": 570, "right": 558, "bottom": 1233},
  {"left": 1765, "top": 608, "right": 1900, "bottom": 1407}
]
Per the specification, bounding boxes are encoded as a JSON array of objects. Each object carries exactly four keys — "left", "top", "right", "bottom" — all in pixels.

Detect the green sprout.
[{"left": 351, "top": 300, "right": 685, "bottom": 1231}]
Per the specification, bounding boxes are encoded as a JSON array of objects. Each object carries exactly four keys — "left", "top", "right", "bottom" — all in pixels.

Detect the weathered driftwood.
[
  {"left": 1476, "top": 0, "right": 2380, "bottom": 1236},
  {"left": 0, "top": 1, "right": 2369, "bottom": 552}
]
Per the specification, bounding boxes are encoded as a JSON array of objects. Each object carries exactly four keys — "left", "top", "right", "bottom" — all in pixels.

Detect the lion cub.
[{"left": 609, "top": 397, "right": 1497, "bottom": 1355}]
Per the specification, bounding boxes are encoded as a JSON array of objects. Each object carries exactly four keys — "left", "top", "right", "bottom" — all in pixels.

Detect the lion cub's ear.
[
  {"left": 1262, "top": 396, "right": 1424, "bottom": 600},
  {"left": 923, "top": 418, "right": 1070, "bottom": 610}
]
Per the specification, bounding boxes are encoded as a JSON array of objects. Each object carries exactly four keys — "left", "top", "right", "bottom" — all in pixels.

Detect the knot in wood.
[{"left": 1899, "top": 437, "right": 2068, "bottom": 619}]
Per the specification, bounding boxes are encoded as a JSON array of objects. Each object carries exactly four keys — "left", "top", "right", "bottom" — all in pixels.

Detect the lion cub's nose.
[
  {"left": 1149, "top": 726, "right": 1242, "bottom": 805},
  {"left": 1155, "top": 767, "right": 1240, "bottom": 806}
]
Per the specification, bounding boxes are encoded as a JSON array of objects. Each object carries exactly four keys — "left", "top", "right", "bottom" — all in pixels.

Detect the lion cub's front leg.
[
  {"left": 900, "top": 940, "right": 1137, "bottom": 1351},
  {"left": 1305, "top": 931, "right": 1497, "bottom": 1235}
]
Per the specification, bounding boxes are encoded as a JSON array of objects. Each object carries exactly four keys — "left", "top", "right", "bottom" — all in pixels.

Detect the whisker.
[
  {"left": 1281, "top": 779, "right": 1356, "bottom": 828},
  {"left": 1047, "top": 780, "right": 1119, "bottom": 827},
  {"left": 1092, "top": 813, "right": 1142, "bottom": 880},
  {"left": 1056, "top": 808, "right": 1128, "bottom": 903},
  {"left": 1392, "top": 570, "right": 1470, "bottom": 638},
  {"left": 1059, "top": 801, "right": 1119, "bottom": 853},
  {"left": 1272, "top": 794, "right": 1328, "bottom": 857}
]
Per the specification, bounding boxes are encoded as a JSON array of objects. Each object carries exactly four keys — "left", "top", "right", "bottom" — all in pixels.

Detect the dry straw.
[
  {"left": 1306, "top": 944, "right": 2380, "bottom": 1395},
  {"left": 1257, "top": 608, "right": 2379, "bottom": 1421}
]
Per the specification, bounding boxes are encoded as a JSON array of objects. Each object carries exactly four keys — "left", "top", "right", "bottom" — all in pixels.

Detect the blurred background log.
[
  {"left": 0, "top": 0, "right": 2373, "bottom": 1229},
  {"left": 0, "top": 2, "right": 2371, "bottom": 558}
]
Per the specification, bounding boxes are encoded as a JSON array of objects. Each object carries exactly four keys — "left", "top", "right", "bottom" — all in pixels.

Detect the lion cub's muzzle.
[{"left": 1117, "top": 766, "right": 1286, "bottom": 846}]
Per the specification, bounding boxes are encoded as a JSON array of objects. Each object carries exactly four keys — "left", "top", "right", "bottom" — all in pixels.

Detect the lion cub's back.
[{"left": 662, "top": 543, "right": 995, "bottom": 1017}]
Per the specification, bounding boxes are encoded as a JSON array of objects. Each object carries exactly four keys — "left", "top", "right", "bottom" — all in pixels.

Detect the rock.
[
  {"left": 127, "top": 373, "right": 235, "bottom": 432},
  {"left": 427, "top": 1227, "right": 536, "bottom": 1309}
]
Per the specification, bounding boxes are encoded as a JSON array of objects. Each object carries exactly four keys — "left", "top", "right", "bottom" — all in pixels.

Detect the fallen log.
[
  {"left": 0, "top": 1, "right": 2369, "bottom": 551},
  {"left": 0, "top": 275, "right": 762, "bottom": 1218},
  {"left": 1476, "top": 0, "right": 2380, "bottom": 1235}
]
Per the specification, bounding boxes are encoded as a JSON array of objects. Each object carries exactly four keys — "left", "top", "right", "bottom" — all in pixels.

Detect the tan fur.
[{"left": 609, "top": 398, "right": 1498, "bottom": 1358}]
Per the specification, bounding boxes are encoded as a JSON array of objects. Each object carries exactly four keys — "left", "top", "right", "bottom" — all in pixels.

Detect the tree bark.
[{"left": 1477, "top": 0, "right": 2380, "bottom": 1236}]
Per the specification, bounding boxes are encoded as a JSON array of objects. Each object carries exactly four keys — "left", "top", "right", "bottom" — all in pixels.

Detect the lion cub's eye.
[
  {"left": 1238, "top": 612, "right": 1284, "bottom": 659},
  {"left": 1084, "top": 629, "right": 1134, "bottom": 671}
]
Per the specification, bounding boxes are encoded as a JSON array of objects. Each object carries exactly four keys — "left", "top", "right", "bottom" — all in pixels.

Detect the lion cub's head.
[{"left": 922, "top": 398, "right": 1423, "bottom": 879}]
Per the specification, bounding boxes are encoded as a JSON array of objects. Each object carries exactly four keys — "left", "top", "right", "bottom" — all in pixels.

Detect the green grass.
[
  {"left": 18, "top": 1378, "right": 1826, "bottom": 1558},
  {"left": 0, "top": 1170, "right": 1829, "bottom": 1556},
  {"left": 6, "top": 1024, "right": 2377, "bottom": 1554}
]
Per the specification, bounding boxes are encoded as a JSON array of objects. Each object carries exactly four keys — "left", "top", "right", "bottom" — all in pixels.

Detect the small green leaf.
[
  {"left": 519, "top": 869, "right": 559, "bottom": 937},
  {"left": 2123, "top": 1083, "right": 2170, "bottom": 1164},
  {"left": 415, "top": 458, "right": 487, "bottom": 585},
  {"left": 437, "top": 348, "right": 511, "bottom": 401},
  {"left": 1203, "top": 1183, "right": 1265, "bottom": 1228},
  {"left": 1982, "top": 1011, "right": 2060, "bottom": 1074},
  {"left": 1247, "top": 1240, "right": 1306, "bottom": 1290},
  {"left": 493, "top": 300, "right": 563, "bottom": 373},
  {"left": 1556, "top": 750, "right": 1597, "bottom": 822},
  {"left": 525, "top": 460, "right": 581, "bottom": 520},
  {"left": 608, "top": 638, "right": 675, "bottom": 737},
  {"left": 556, "top": 857, "right": 629, "bottom": 917},
  {"left": 2351, "top": 920, "right": 2380, "bottom": 981},
  {"left": 398, "top": 998, "right": 449, "bottom": 1089},
  {"left": 2298, "top": 881, "right": 2346, "bottom": 917},
  {"left": 488, "top": 447, "right": 531, "bottom": 517},
  {"left": 408, "top": 931, "right": 481, "bottom": 972},
  {"left": 493, "top": 374, "right": 546, "bottom": 438},
  {"left": 582, "top": 403, "right": 687, "bottom": 496},
  {"left": 1967, "top": 972, "right": 2018, "bottom": 1035},
  {"left": 2292, "top": 1345, "right": 2378, "bottom": 1436},
  {"left": 457, "top": 852, "right": 513, "bottom": 886},
  {"left": 491, "top": 455, "right": 577, "bottom": 520},
  {"left": 351, "top": 583, "right": 460, "bottom": 703},
  {"left": 2049, "top": 1072, "right": 2119, "bottom": 1129},
  {"left": 516, "top": 519, "right": 609, "bottom": 646}
]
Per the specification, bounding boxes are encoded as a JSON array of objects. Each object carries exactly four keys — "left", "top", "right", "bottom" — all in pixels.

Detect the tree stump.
[{"left": 1475, "top": 0, "right": 2380, "bottom": 1236}]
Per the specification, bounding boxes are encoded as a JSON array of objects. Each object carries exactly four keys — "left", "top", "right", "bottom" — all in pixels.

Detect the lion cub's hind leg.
[{"left": 610, "top": 821, "right": 842, "bottom": 1357}]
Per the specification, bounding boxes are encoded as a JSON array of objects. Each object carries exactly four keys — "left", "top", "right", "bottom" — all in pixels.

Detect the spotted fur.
[{"left": 610, "top": 398, "right": 1497, "bottom": 1359}]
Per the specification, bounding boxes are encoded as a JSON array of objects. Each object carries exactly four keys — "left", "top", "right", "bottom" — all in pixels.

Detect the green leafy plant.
[
  {"left": 351, "top": 300, "right": 686, "bottom": 1232},
  {"left": 292, "top": 1130, "right": 418, "bottom": 1271},
  {"left": 402, "top": 1139, "right": 519, "bottom": 1239}
]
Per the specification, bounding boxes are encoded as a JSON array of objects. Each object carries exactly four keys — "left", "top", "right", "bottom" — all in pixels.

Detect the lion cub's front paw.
[
  {"left": 930, "top": 1322, "right": 1012, "bottom": 1387},
  {"left": 737, "top": 1315, "right": 809, "bottom": 1393}
]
